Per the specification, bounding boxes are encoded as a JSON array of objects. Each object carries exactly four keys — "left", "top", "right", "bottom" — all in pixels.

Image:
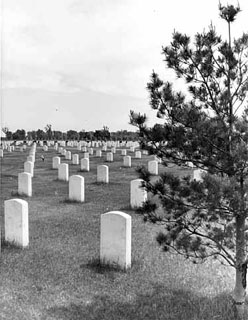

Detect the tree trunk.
[{"left": 233, "top": 213, "right": 247, "bottom": 318}]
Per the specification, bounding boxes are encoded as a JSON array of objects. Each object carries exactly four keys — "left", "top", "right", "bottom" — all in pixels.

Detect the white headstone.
[
  {"left": 24, "top": 161, "right": 34, "bottom": 177},
  {"left": 135, "top": 151, "right": 142, "bottom": 159},
  {"left": 4, "top": 199, "right": 29, "bottom": 247},
  {"left": 58, "top": 163, "right": 69, "bottom": 181},
  {"left": 100, "top": 211, "right": 131, "bottom": 270},
  {"left": 72, "top": 154, "right": 79, "bottom": 165},
  {"left": 96, "top": 149, "right": 102, "bottom": 157},
  {"left": 18, "top": 172, "right": 32, "bottom": 197},
  {"left": 123, "top": 155, "right": 131, "bottom": 167},
  {"left": 83, "top": 152, "right": 89, "bottom": 159},
  {"left": 52, "top": 156, "right": 61, "bottom": 169},
  {"left": 121, "top": 149, "right": 127, "bottom": 156},
  {"left": 65, "top": 151, "right": 71, "bottom": 160},
  {"left": 193, "top": 168, "right": 205, "bottom": 182},
  {"left": 80, "top": 158, "right": 90, "bottom": 172},
  {"left": 148, "top": 160, "right": 158, "bottom": 175},
  {"left": 0, "top": 149, "right": 3, "bottom": 157},
  {"left": 130, "top": 179, "right": 147, "bottom": 208},
  {"left": 97, "top": 165, "right": 109, "bottom": 183},
  {"left": 69, "top": 175, "right": 85, "bottom": 202},
  {"left": 106, "top": 152, "right": 113, "bottom": 162}
]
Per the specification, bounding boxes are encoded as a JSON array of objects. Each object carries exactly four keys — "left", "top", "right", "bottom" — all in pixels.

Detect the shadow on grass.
[
  {"left": 82, "top": 258, "right": 143, "bottom": 275},
  {"left": 63, "top": 198, "right": 84, "bottom": 204},
  {"left": 45, "top": 284, "right": 244, "bottom": 320},
  {"left": 1, "top": 238, "right": 27, "bottom": 251},
  {"left": 10, "top": 190, "right": 29, "bottom": 198}
]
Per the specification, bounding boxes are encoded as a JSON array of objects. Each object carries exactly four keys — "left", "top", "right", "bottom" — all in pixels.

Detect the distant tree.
[
  {"left": 67, "top": 130, "right": 79, "bottom": 140},
  {"left": 94, "top": 126, "right": 111, "bottom": 141},
  {"left": 12, "top": 129, "right": 26, "bottom": 140},
  {"left": 130, "top": 4, "right": 248, "bottom": 316},
  {"left": 53, "top": 131, "right": 63, "bottom": 140},
  {"left": 27, "top": 131, "right": 37, "bottom": 140},
  {"left": 36, "top": 129, "right": 46, "bottom": 140}
]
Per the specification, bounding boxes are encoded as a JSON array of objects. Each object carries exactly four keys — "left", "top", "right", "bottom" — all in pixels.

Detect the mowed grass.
[{"left": 0, "top": 144, "right": 245, "bottom": 319}]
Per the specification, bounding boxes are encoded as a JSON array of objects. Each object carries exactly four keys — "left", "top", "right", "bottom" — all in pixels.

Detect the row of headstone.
[
  {"left": 18, "top": 143, "right": 36, "bottom": 197},
  {"left": 3, "top": 199, "right": 131, "bottom": 270}
]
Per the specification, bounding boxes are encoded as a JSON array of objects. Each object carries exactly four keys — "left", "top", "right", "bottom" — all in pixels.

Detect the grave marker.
[
  {"left": 130, "top": 179, "right": 147, "bottom": 208},
  {"left": 69, "top": 175, "right": 85, "bottom": 202},
  {"left": 97, "top": 165, "right": 109, "bottom": 183},
  {"left": 100, "top": 211, "right": 131, "bottom": 270},
  {"left": 4, "top": 199, "right": 29, "bottom": 247}
]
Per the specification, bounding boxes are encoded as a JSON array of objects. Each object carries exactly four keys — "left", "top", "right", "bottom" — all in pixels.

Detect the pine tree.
[{"left": 130, "top": 4, "right": 248, "bottom": 316}]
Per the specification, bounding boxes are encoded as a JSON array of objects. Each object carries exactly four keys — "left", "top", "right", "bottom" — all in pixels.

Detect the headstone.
[
  {"left": 0, "top": 149, "right": 3, "bottom": 157},
  {"left": 148, "top": 160, "right": 158, "bottom": 175},
  {"left": 58, "top": 163, "right": 69, "bottom": 181},
  {"left": 4, "top": 199, "right": 29, "bottom": 247},
  {"left": 135, "top": 151, "right": 142, "bottom": 159},
  {"left": 100, "top": 211, "right": 131, "bottom": 270},
  {"left": 102, "top": 145, "right": 107, "bottom": 152},
  {"left": 83, "top": 152, "right": 89, "bottom": 159},
  {"left": 72, "top": 154, "right": 79, "bottom": 165},
  {"left": 18, "top": 172, "right": 32, "bottom": 197},
  {"left": 69, "top": 175, "right": 85, "bottom": 202},
  {"left": 193, "top": 168, "right": 205, "bottom": 182},
  {"left": 130, "top": 179, "right": 147, "bottom": 208},
  {"left": 97, "top": 165, "right": 109, "bottom": 183},
  {"left": 121, "top": 149, "right": 127, "bottom": 156},
  {"left": 65, "top": 151, "right": 71, "bottom": 160},
  {"left": 111, "top": 148, "right": 116, "bottom": 154},
  {"left": 24, "top": 161, "right": 34, "bottom": 177},
  {"left": 80, "top": 158, "right": 90, "bottom": 172},
  {"left": 96, "top": 149, "right": 102, "bottom": 157},
  {"left": 52, "top": 156, "right": 61, "bottom": 169},
  {"left": 106, "top": 152, "right": 113, "bottom": 162},
  {"left": 123, "top": 155, "right": 131, "bottom": 167}
]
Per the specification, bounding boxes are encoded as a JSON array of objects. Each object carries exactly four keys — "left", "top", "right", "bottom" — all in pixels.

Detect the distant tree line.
[{"left": 1, "top": 125, "right": 138, "bottom": 141}]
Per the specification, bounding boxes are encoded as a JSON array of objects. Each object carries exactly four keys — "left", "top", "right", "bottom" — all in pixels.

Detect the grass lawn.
[{"left": 0, "top": 144, "right": 246, "bottom": 319}]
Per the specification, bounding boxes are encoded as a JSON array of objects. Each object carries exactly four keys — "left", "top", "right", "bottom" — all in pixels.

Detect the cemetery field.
[{"left": 0, "top": 144, "right": 243, "bottom": 320}]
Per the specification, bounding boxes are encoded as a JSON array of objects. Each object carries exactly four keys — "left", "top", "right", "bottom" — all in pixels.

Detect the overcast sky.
[{"left": 1, "top": 0, "right": 248, "bottom": 132}]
